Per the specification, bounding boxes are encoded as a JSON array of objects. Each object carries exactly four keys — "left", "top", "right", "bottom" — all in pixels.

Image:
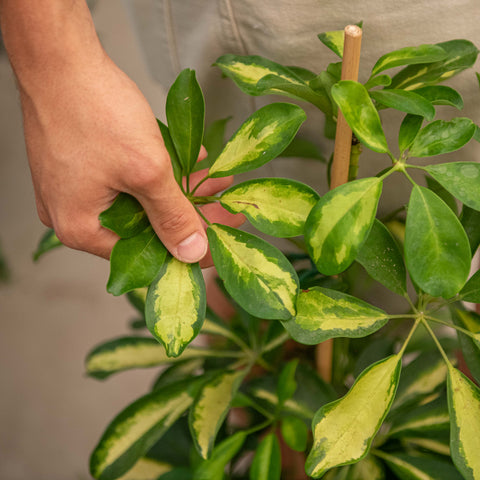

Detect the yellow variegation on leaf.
[{"left": 146, "top": 257, "right": 206, "bottom": 357}]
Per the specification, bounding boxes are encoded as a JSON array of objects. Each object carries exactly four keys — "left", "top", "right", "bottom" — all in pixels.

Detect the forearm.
[{"left": 0, "top": 0, "right": 105, "bottom": 91}]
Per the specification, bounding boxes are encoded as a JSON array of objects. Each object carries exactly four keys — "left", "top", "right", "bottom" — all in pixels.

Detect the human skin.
[{"left": 0, "top": 0, "right": 242, "bottom": 265}]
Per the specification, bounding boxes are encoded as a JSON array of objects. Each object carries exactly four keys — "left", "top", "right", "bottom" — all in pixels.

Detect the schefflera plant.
[{"left": 33, "top": 31, "right": 480, "bottom": 480}]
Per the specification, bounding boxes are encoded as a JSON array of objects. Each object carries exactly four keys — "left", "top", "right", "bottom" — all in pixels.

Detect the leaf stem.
[
  {"left": 194, "top": 206, "right": 212, "bottom": 226},
  {"left": 398, "top": 317, "right": 421, "bottom": 357},
  {"left": 420, "top": 317, "right": 453, "bottom": 366},
  {"left": 191, "top": 175, "right": 211, "bottom": 196},
  {"left": 192, "top": 195, "right": 220, "bottom": 205},
  {"left": 242, "top": 419, "right": 273, "bottom": 436},
  {"left": 262, "top": 332, "right": 290, "bottom": 354},
  {"left": 425, "top": 314, "right": 479, "bottom": 342}
]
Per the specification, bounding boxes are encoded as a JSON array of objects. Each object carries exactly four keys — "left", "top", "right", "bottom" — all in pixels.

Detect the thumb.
[{"left": 130, "top": 163, "right": 208, "bottom": 264}]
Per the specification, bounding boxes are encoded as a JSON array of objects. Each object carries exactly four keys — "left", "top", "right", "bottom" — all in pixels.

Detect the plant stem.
[
  {"left": 191, "top": 175, "right": 210, "bottom": 196},
  {"left": 242, "top": 419, "right": 274, "bottom": 436},
  {"left": 192, "top": 195, "right": 219, "bottom": 205},
  {"left": 262, "top": 332, "right": 290, "bottom": 354},
  {"left": 420, "top": 317, "right": 453, "bottom": 366},
  {"left": 398, "top": 317, "right": 421, "bottom": 356},
  {"left": 194, "top": 206, "right": 212, "bottom": 226},
  {"left": 425, "top": 314, "right": 479, "bottom": 342}
]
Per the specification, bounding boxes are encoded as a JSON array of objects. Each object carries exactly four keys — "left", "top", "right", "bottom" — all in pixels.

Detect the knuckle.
[
  {"left": 54, "top": 219, "right": 95, "bottom": 251},
  {"left": 157, "top": 208, "right": 191, "bottom": 235}
]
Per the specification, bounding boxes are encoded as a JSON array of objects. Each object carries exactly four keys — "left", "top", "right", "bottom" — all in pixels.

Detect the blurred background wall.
[{"left": 0, "top": 2, "right": 168, "bottom": 479}]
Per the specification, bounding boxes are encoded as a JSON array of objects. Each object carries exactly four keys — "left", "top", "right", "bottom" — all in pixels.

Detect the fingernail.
[{"left": 176, "top": 231, "right": 208, "bottom": 263}]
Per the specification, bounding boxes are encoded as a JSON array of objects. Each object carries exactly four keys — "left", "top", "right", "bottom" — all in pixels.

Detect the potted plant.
[{"left": 36, "top": 25, "right": 480, "bottom": 480}]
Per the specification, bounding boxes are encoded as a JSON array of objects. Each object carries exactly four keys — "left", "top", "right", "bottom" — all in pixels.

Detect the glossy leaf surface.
[
  {"left": 207, "top": 224, "right": 298, "bottom": 320},
  {"left": 371, "top": 89, "right": 435, "bottom": 120},
  {"left": 283, "top": 287, "right": 388, "bottom": 345},
  {"left": 146, "top": 257, "right": 206, "bottom": 357},
  {"left": 461, "top": 206, "right": 480, "bottom": 254},
  {"left": 305, "top": 177, "right": 382, "bottom": 275},
  {"left": 157, "top": 119, "right": 183, "bottom": 183},
  {"left": 208, "top": 103, "right": 306, "bottom": 177},
  {"left": 305, "top": 355, "right": 401, "bottom": 478},
  {"left": 399, "top": 114, "right": 423, "bottom": 153},
  {"left": 409, "top": 118, "right": 475, "bottom": 158},
  {"left": 318, "top": 30, "right": 345, "bottom": 57},
  {"left": 166, "top": 69, "right": 204, "bottom": 175},
  {"left": 90, "top": 380, "right": 201, "bottom": 480},
  {"left": 425, "top": 162, "right": 480, "bottom": 211},
  {"left": 331, "top": 81, "right": 389, "bottom": 153},
  {"left": 277, "top": 359, "right": 298, "bottom": 405},
  {"left": 249, "top": 433, "right": 281, "bottom": 480},
  {"left": 415, "top": 85, "right": 464, "bottom": 109},
  {"left": 405, "top": 186, "right": 471, "bottom": 298},
  {"left": 356, "top": 219, "right": 407, "bottom": 295},
  {"left": 220, "top": 178, "right": 319, "bottom": 237},
  {"left": 107, "top": 227, "right": 167, "bottom": 296},
  {"left": 371, "top": 44, "right": 447, "bottom": 76},
  {"left": 189, "top": 369, "right": 245, "bottom": 459},
  {"left": 447, "top": 365, "right": 480, "bottom": 479},
  {"left": 390, "top": 39, "right": 479, "bottom": 90}
]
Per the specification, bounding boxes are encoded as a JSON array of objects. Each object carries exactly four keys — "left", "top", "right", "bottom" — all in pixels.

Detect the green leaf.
[
  {"left": 305, "top": 177, "right": 382, "bottom": 275},
  {"left": 90, "top": 380, "right": 201, "bottom": 480},
  {"left": 390, "top": 39, "right": 479, "bottom": 90},
  {"left": 425, "top": 162, "right": 480, "bottom": 211},
  {"left": 165, "top": 69, "right": 205, "bottom": 176},
  {"left": 281, "top": 416, "right": 308, "bottom": 452},
  {"left": 331, "top": 81, "right": 389, "bottom": 153},
  {"left": 189, "top": 369, "right": 246, "bottom": 459},
  {"left": 461, "top": 205, "right": 480, "bottom": 254},
  {"left": 107, "top": 227, "right": 167, "bottom": 296},
  {"left": 220, "top": 178, "right": 319, "bottom": 238},
  {"left": 409, "top": 118, "right": 475, "bottom": 158},
  {"left": 33, "top": 228, "right": 62, "bottom": 261},
  {"left": 146, "top": 257, "right": 206, "bottom": 357},
  {"left": 250, "top": 433, "right": 281, "bottom": 480},
  {"left": 345, "top": 455, "right": 385, "bottom": 480},
  {"left": 318, "top": 30, "right": 346, "bottom": 58},
  {"left": 152, "top": 358, "right": 205, "bottom": 391},
  {"left": 0, "top": 241, "right": 9, "bottom": 282},
  {"left": 364, "top": 74, "right": 392, "bottom": 90},
  {"left": 305, "top": 355, "right": 401, "bottom": 478},
  {"left": 425, "top": 176, "right": 458, "bottom": 215},
  {"left": 214, "top": 54, "right": 307, "bottom": 96},
  {"left": 399, "top": 114, "right": 423, "bottom": 153},
  {"left": 388, "top": 396, "right": 449, "bottom": 437},
  {"left": 283, "top": 287, "right": 388, "bottom": 345},
  {"left": 207, "top": 224, "right": 299, "bottom": 320},
  {"left": 356, "top": 219, "right": 407, "bottom": 296},
  {"left": 371, "top": 44, "right": 448, "bottom": 76},
  {"left": 158, "top": 468, "right": 192, "bottom": 480},
  {"left": 157, "top": 119, "right": 183, "bottom": 184},
  {"left": 194, "top": 117, "right": 231, "bottom": 172},
  {"left": 193, "top": 432, "right": 246, "bottom": 480},
  {"left": 376, "top": 451, "right": 463, "bottom": 480},
  {"left": 392, "top": 352, "right": 448, "bottom": 410},
  {"left": 447, "top": 365, "right": 480, "bottom": 479},
  {"left": 116, "top": 458, "right": 172, "bottom": 480},
  {"left": 280, "top": 136, "right": 325, "bottom": 161},
  {"left": 277, "top": 359, "right": 299, "bottom": 405},
  {"left": 256, "top": 74, "right": 332, "bottom": 113},
  {"left": 370, "top": 89, "right": 435, "bottom": 120},
  {"left": 126, "top": 288, "right": 148, "bottom": 315},
  {"left": 415, "top": 85, "right": 464, "bottom": 109},
  {"left": 405, "top": 186, "right": 471, "bottom": 298},
  {"left": 452, "top": 309, "right": 480, "bottom": 384},
  {"left": 208, "top": 103, "right": 306, "bottom": 178}
]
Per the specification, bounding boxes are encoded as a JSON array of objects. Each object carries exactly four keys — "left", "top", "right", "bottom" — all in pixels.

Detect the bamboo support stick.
[{"left": 316, "top": 25, "right": 363, "bottom": 382}]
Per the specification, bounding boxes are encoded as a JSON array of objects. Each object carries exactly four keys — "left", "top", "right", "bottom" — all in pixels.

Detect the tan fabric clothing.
[{"left": 123, "top": 0, "right": 480, "bottom": 201}]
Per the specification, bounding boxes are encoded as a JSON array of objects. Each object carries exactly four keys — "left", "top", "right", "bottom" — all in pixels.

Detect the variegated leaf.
[
  {"left": 32, "top": 228, "right": 63, "bottom": 261},
  {"left": 425, "top": 162, "right": 480, "bottom": 211},
  {"left": 331, "top": 81, "right": 389, "bottom": 153},
  {"left": 318, "top": 30, "right": 345, "bottom": 57},
  {"left": 214, "top": 54, "right": 306, "bottom": 96},
  {"left": 90, "top": 380, "right": 202, "bottom": 480},
  {"left": 152, "top": 358, "right": 205, "bottom": 391},
  {"left": 375, "top": 451, "right": 463, "bottom": 480},
  {"left": 193, "top": 432, "right": 247, "bottom": 480},
  {"left": 403, "top": 436, "right": 451, "bottom": 457},
  {"left": 305, "top": 177, "right": 382, "bottom": 275},
  {"left": 405, "top": 186, "right": 471, "bottom": 298},
  {"left": 390, "top": 39, "right": 479, "bottom": 90},
  {"left": 165, "top": 69, "right": 204, "bottom": 175},
  {"left": 305, "top": 355, "right": 401, "bottom": 478},
  {"left": 371, "top": 44, "right": 447, "bottom": 76},
  {"left": 409, "top": 118, "right": 476, "bottom": 158},
  {"left": 146, "top": 257, "right": 206, "bottom": 357},
  {"left": 283, "top": 287, "right": 388, "bottom": 345},
  {"left": 452, "top": 309, "right": 480, "bottom": 384},
  {"left": 117, "top": 458, "right": 172, "bottom": 480},
  {"left": 220, "top": 178, "right": 319, "bottom": 238},
  {"left": 346, "top": 455, "right": 385, "bottom": 480},
  {"left": 207, "top": 224, "right": 299, "bottom": 320},
  {"left": 107, "top": 227, "right": 167, "bottom": 296},
  {"left": 208, "top": 103, "right": 306, "bottom": 178},
  {"left": 460, "top": 271, "right": 480, "bottom": 303},
  {"left": 189, "top": 369, "right": 246, "bottom": 459},
  {"left": 99, "top": 193, "right": 149, "bottom": 239},
  {"left": 447, "top": 365, "right": 480, "bottom": 479}
]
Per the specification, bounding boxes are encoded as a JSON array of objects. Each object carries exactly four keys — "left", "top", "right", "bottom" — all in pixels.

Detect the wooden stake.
[{"left": 316, "top": 25, "right": 363, "bottom": 382}]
